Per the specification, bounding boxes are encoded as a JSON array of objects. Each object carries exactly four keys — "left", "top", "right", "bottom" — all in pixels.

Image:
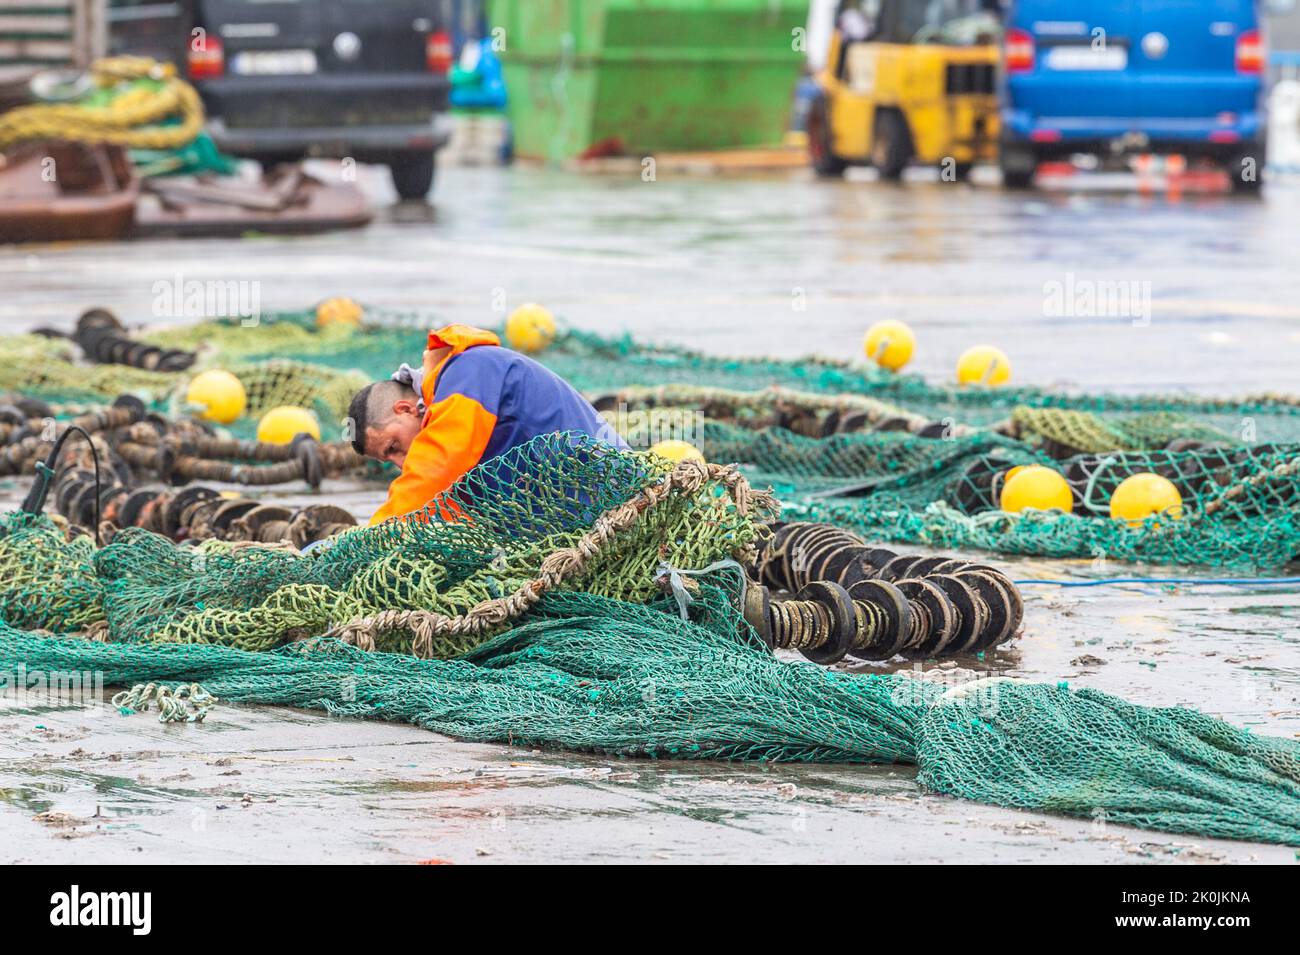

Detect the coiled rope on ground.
[{"left": 0, "top": 57, "right": 204, "bottom": 152}]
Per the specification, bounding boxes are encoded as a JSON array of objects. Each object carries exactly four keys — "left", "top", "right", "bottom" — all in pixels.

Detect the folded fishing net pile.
[{"left": 0, "top": 435, "right": 771, "bottom": 654}]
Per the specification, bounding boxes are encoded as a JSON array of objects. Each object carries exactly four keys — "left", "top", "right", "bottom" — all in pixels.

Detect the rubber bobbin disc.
[
  {"left": 879, "top": 554, "right": 925, "bottom": 582},
  {"left": 929, "top": 558, "right": 972, "bottom": 575},
  {"left": 778, "top": 524, "right": 823, "bottom": 591},
  {"left": 956, "top": 570, "right": 1015, "bottom": 651},
  {"left": 162, "top": 486, "right": 220, "bottom": 538},
  {"left": 291, "top": 434, "right": 324, "bottom": 488},
  {"left": 897, "top": 578, "right": 957, "bottom": 658},
  {"left": 845, "top": 578, "right": 911, "bottom": 661},
  {"left": 796, "top": 580, "right": 857, "bottom": 666},
  {"left": 117, "top": 489, "right": 159, "bottom": 529},
  {"left": 830, "top": 550, "right": 873, "bottom": 590},
  {"left": 800, "top": 527, "right": 852, "bottom": 579},
  {"left": 71, "top": 482, "right": 103, "bottom": 527},
  {"left": 860, "top": 547, "right": 898, "bottom": 575},
  {"left": 927, "top": 575, "right": 985, "bottom": 656},
  {"left": 760, "top": 523, "right": 800, "bottom": 590},
  {"left": 231, "top": 504, "right": 293, "bottom": 542},
  {"left": 966, "top": 570, "right": 1023, "bottom": 649},
  {"left": 207, "top": 499, "right": 260, "bottom": 538},
  {"left": 56, "top": 471, "right": 94, "bottom": 516},
  {"left": 288, "top": 505, "right": 357, "bottom": 549},
  {"left": 742, "top": 583, "right": 775, "bottom": 649},
  {"left": 99, "top": 486, "right": 128, "bottom": 525},
  {"left": 816, "top": 542, "right": 864, "bottom": 587},
  {"left": 181, "top": 497, "right": 225, "bottom": 540},
  {"left": 906, "top": 556, "right": 952, "bottom": 578}
]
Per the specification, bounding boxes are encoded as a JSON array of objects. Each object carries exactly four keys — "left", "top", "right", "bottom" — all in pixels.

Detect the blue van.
[{"left": 999, "top": 0, "right": 1274, "bottom": 191}]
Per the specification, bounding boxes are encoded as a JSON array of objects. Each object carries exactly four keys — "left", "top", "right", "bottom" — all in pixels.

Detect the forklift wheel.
[
  {"left": 871, "top": 111, "right": 912, "bottom": 182},
  {"left": 808, "top": 96, "right": 847, "bottom": 178}
]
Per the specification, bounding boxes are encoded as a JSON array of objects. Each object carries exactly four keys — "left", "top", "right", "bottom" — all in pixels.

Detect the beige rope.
[
  {"left": 1202, "top": 455, "right": 1300, "bottom": 518},
  {"left": 327, "top": 460, "right": 774, "bottom": 657}
]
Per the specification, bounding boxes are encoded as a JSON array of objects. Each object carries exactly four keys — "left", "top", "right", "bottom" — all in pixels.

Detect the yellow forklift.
[{"left": 807, "top": 0, "right": 1002, "bottom": 180}]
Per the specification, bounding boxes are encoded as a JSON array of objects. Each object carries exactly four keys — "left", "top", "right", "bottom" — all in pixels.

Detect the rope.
[
  {"left": 328, "top": 460, "right": 775, "bottom": 657},
  {"left": 112, "top": 682, "right": 217, "bottom": 723},
  {"left": 1014, "top": 575, "right": 1300, "bottom": 588},
  {"left": 0, "top": 57, "right": 204, "bottom": 152}
]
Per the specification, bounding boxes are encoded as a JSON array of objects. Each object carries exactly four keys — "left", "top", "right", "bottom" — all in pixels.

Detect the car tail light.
[
  {"left": 1005, "top": 28, "right": 1035, "bottom": 74},
  {"left": 426, "top": 31, "right": 453, "bottom": 73},
  {"left": 1236, "top": 29, "right": 1264, "bottom": 74},
  {"left": 187, "top": 33, "right": 224, "bottom": 80}
]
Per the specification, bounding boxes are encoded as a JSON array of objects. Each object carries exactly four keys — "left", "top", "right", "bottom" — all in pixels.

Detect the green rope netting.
[
  {"left": 1011, "top": 406, "right": 1233, "bottom": 454},
  {"left": 0, "top": 434, "right": 770, "bottom": 656},
  {"left": 1, "top": 576, "right": 1297, "bottom": 844},
  {"left": 0, "top": 408, "right": 1297, "bottom": 843},
  {"left": 3, "top": 306, "right": 1297, "bottom": 567}
]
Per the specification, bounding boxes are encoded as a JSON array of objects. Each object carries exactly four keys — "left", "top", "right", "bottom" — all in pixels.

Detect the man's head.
[{"left": 348, "top": 380, "right": 423, "bottom": 467}]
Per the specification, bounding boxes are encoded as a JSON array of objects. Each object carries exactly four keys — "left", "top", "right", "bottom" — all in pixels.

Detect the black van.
[{"left": 109, "top": 0, "right": 454, "bottom": 199}]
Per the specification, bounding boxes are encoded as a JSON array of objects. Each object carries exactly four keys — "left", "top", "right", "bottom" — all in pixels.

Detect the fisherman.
[{"left": 348, "top": 324, "right": 624, "bottom": 524}]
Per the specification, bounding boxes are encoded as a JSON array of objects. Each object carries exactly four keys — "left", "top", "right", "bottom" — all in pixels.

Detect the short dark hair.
[
  {"left": 347, "top": 380, "right": 416, "bottom": 456},
  {"left": 347, "top": 384, "right": 375, "bottom": 455}
]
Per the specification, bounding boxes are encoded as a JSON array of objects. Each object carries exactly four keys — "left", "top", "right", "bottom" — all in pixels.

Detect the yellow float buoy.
[
  {"left": 1110, "top": 473, "right": 1183, "bottom": 527},
  {"left": 863, "top": 319, "right": 916, "bottom": 372},
  {"left": 185, "top": 369, "right": 246, "bottom": 424},
  {"left": 257, "top": 405, "right": 321, "bottom": 444},
  {"left": 316, "top": 297, "right": 364, "bottom": 328},
  {"left": 650, "top": 439, "right": 705, "bottom": 464},
  {"left": 1000, "top": 465, "right": 1073, "bottom": 514},
  {"left": 505, "top": 303, "right": 557, "bottom": 354},
  {"left": 956, "top": 345, "right": 1012, "bottom": 386}
]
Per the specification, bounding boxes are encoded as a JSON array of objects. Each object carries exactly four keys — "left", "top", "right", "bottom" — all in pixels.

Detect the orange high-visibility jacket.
[{"left": 369, "top": 324, "right": 621, "bottom": 524}]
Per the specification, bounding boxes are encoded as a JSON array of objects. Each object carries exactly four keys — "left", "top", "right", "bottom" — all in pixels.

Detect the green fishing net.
[
  {"left": 0, "top": 404, "right": 1297, "bottom": 844},
  {"left": 1, "top": 575, "right": 1297, "bottom": 844},
  {"left": 3, "top": 306, "right": 1297, "bottom": 568},
  {"left": 0, "top": 434, "right": 771, "bottom": 657}
]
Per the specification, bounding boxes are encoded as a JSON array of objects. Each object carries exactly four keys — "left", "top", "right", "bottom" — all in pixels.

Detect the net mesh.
[
  {"left": 7, "top": 305, "right": 1294, "bottom": 567},
  {"left": 2, "top": 307, "right": 1299, "bottom": 845},
  {"left": 0, "top": 434, "right": 770, "bottom": 656},
  {"left": 1, "top": 581, "right": 1297, "bottom": 844}
]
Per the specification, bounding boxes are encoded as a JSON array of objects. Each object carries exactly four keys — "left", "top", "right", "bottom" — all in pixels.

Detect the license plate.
[
  {"left": 231, "top": 50, "right": 318, "bottom": 76},
  {"left": 1045, "top": 46, "right": 1128, "bottom": 71}
]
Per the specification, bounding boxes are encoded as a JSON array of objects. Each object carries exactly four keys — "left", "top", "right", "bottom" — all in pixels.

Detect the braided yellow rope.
[
  {"left": 329, "top": 459, "right": 775, "bottom": 658},
  {"left": 597, "top": 383, "right": 949, "bottom": 437},
  {"left": 0, "top": 57, "right": 204, "bottom": 152}
]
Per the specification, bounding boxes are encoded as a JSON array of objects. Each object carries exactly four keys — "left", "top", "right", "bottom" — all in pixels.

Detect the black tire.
[
  {"left": 807, "top": 94, "right": 847, "bottom": 178},
  {"left": 871, "top": 110, "right": 912, "bottom": 181},
  {"left": 390, "top": 151, "right": 436, "bottom": 200},
  {"left": 999, "top": 138, "right": 1038, "bottom": 190},
  {"left": 1001, "top": 167, "right": 1035, "bottom": 189}
]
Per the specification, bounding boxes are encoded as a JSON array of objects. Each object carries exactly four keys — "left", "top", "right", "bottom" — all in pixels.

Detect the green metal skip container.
[{"left": 490, "top": 0, "right": 809, "bottom": 161}]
